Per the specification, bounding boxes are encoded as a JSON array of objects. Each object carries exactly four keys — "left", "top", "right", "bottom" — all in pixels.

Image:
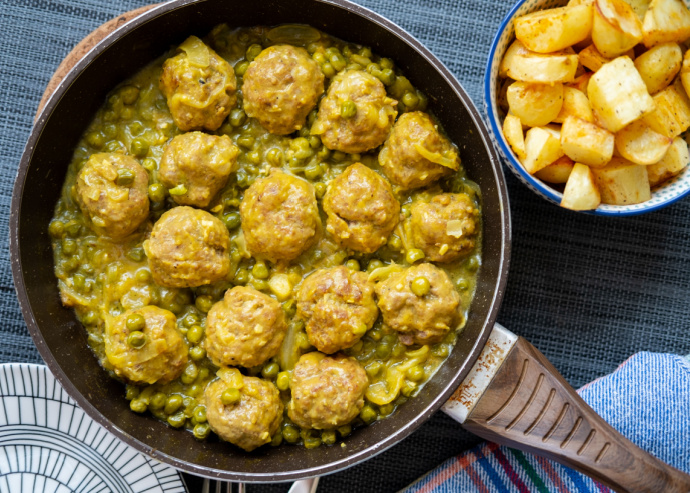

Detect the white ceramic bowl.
[{"left": 484, "top": 0, "right": 690, "bottom": 216}]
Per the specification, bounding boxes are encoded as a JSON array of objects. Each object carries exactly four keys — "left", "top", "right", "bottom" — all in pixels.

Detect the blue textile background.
[{"left": 1, "top": 0, "right": 690, "bottom": 492}]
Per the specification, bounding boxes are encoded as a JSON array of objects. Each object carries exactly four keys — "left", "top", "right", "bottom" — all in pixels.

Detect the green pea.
[
  {"left": 304, "top": 437, "right": 321, "bottom": 449},
  {"left": 332, "top": 150, "right": 346, "bottom": 162},
  {"left": 367, "top": 259, "right": 384, "bottom": 272},
  {"left": 193, "top": 423, "right": 210, "bottom": 439},
  {"left": 317, "top": 146, "right": 331, "bottom": 160},
  {"left": 141, "top": 158, "right": 157, "bottom": 172},
  {"left": 48, "top": 220, "right": 64, "bottom": 238},
  {"left": 340, "top": 100, "right": 357, "bottom": 118},
  {"left": 223, "top": 211, "right": 241, "bottom": 230},
  {"left": 402, "top": 381, "right": 418, "bottom": 397},
  {"left": 401, "top": 204, "right": 412, "bottom": 217},
  {"left": 276, "top": 371, "right": 290, "bottom": 391},
  {"left": 387, "top": 235, "right": 402, "bottom": 250},
  {"left": 402, "top": 92, "right": 419, "bottom": 109},
  {"left": 130, "top": 399, "right": 147, "bottom": 413},
  {"left": 130, "top": 138, "right": 149, "bottom": 158},
  {"left": 126, "top": 247, "right": 145, "bottom": 262},
  {"left": 283, "top": 425, "right": 300, "bottom": 443},
  {"left": 164, "top": 395, "right": 183, "bottom": 415},
  {"left": 407, "top": 365, "right": 425, "bottom": 382},
  {"left": 237, "top": 135, "right": 255, "bottom": 149},
  {"left": 252, "top": 279, "right": 269, "bottom": 291},
  {"left": 188, "top": 383, "right": 203, "bottom": 397},
  {"left": 375, "top": 343, "right": 391, "bottom": 359},
  {"left": 167, "top": 412, "right": 186, "bottom": 428},
  {"left": 230, "top": 108, "right": 246, "bottom": 127},
  {"left": 235, "top": 61, "right": 249, "bottom": 77},
  {"left": 379, "top": 68, "right": 396, "bottom": 86},
  {"left": 233, "top": 269, "right": 249, "bottom": 285},
  {"left": 168, "top": 184, "right": 187, "bottom": 196},
  {"left": 193, "top": 406, "right": 207, "bottom": 423},
  {"left": 330, "top": 53, "right": 347, "bottom": 72},
  {"left": 62, "top": 238, "right": 77, "bottom": 256},
  {"left": 252, "top": 261, "right": 269, "bottom": 279},
  {"left": 120, "top": 85, "right": 140, "bottom": 105},
  {"left": 345, "top": 259, "right": 360, "bottom": 271},
  {"left": 150, "top": 393, "right": 167, "bottom": 410},
  {"left": 360, "top": 405, "right": 377, "bottom": 424},
  {"left": 187, "top": 325, "right": 204, "bottom": 344},
  {"left": 246, "top": 44, "right": 263, "bottom": 61},
  {"left": 148, "top": 183, "right": 166, "bottom": 202},
  {"left": 82, "top": 310, "right": 98, "bottom": 325},
  {"left": 73, "top": 274, "right": 86, "bottom": 291},
  {"left": 86, "top": 131, "right": 105, "bottom": 149},
  {"left": 304, "top": 162, "right": 322, "bottom": 180},
  {"left": 313, "top": 52, "right": 326, "bottom": 64},
  {"left": 410, "top": 276, "right": 430, "bottom": 297},
  {"left": 125, "top": 385, "right": 139, "bottom": 400},
  {"left": 127, "top": 331, "right": 147, "bottom": 349},
  {"left": 128, "top": 120, "right": 144, "bottom": 137},
  {"left": 321, "top": 430, "right": 337, "bottom": 445},
  {"left": 315, "top": 182, "right": 327, "bottom": 199},
  {"left": 190, "top": 346, "right": 206, "bottom": 361},
  {"left": 182, "top": 312, "right": 200, "bottom": 328},
  {"left": 180, "top": 363, "right": 199, "bottom": 385},
  {"left": 105, "top": 140, "right": 123, "bottom": 152},
  {"left": 466, "top": 256, "right": 480, "bottom": 272},
  {"left": 337, "top": 424, "right": 352, "bottom": 437},
  {"left": 322, "top": 62, "right": 336, "bottom": 78},
  {"left": 456, "top": 278, "right": 470, "bottom": 291},
  {"left": 195, "top": 295, "right": 214, "bottom": 313},
  {"left": 365, "top": 361, "right": 383, "bottom": 378},
  {"left": 271, "top": 431, "right": 283, "bottom": 447},
  {"left": 309, "top": 136, "right": 321, "bottom": 149},
  {"left": 221, "top": 388, "right": 241, "bottom": 406},
  {"left": 405, "top": 248, "right": 425, "bottom": 264},
  {"left": 261, "top": 362, "right": 279, "bottom": 379},
  {"left": 282, "top": 300, "right": 296, "bottom": 318},
  {"left": 126, "top": 313, "right": 146, "bottom": 331},
  {"left": 266, "top": 148, "right": 284, "bottom": 167},
  {"left": 135, "top": 269, "right": 151, "bottom": 282},
  {"left": 433, "top": 344, "right": 450, "bottom": 358}
]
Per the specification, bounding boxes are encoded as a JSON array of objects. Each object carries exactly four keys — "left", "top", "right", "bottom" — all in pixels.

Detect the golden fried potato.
[
  {"left": 561, "top": 163, "right": 602, "bottom": 210},
  {"left": 500, "top": 41, "right": 579, "bottom": 83},
  {"left": 593, "top": 0, "right": 644, "bottom": 57},
  {"left": 535, "top": 155, "right": 575, "bottom": 183},
  {"left": 506, "top": 81, "right": 564, "bottom": 126},
  {"left": 642, "top": 0, "right": 690, "bottom": 47},
  {"left": 625, "top": 0, "right": 652, "bottom": 19},
  {"left": 591, "top": 157, "right": 651, "bottom": 203},
  {"left": 615, "top": 119, "right": 672, "bottom": 164},
  {"left": 523, "top": 126, "right": 565, "bottom": 174},
  {"left": 647, "top": 135, "right": 690, "bottom": 186},
  {"left": 561, "top": 116, "right": 615, "bottom": 167},
  {"left": 569, "top": 72, "right": 594, "bottom": 93},
  {"left": 503, "top": 113, "right": 526, "bottom": 160},
  {"left": 588, "top": 56, "right": 655, "bottom": 132},
  {"left": 514, "top": 5, "right": 593, "bottom": 53},
  {"left": 642, "top": 79, "right": 690, "bottom": 137},
  {"left": 634, "top": 42, "right": 682, "bottom": 94},
  {"left": 553, "top": 87, "right": 594, "bottom": 123}
]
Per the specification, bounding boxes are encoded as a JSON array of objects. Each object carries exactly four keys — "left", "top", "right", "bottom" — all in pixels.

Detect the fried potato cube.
[
  {"left": 561, "top": 115, "right": 615, "bottom": 166},
  {"left": 569, "top": 72, "right": 594, "bottom": 93},
  {"left": 503, "top": 113, "right": 527, "bottom": 160},
  {"left": 554, "top": 87, "right": 594, "bottom": 123},
  {"left": 523, "top": 126, "right": 565, "bottom": 174},
  {"left": 642, "top": 0, "right": 690, "bottom": 47},
  {"left": 535, "top": 155, "right": 576, "bottom": 183},
  {"left": 615, "top": 119, "right": 672, "bottom": 164},
  {"left": 588, "top": 56, "right": 655, "bottom": 132},
  {"left": 593, "top": 0, "right": 644, "bottom": 57},
  {"left": 647, "top": 135, "right": 689, "bottom": 186},
  {"left": 578, "top": 44, "right": 613, "bottom": 71},
  {"left": 507, "top": 81, "right": 564, "bottom": 127},
  {"left": 500, "top": 40, "right": 579, "bottom": 83},
  {"left": 514, "top": 5, "right": 593, "bottom": 53},
  {"left": 642, "top": 80, "right": 690, "bottom": 137},
  {"left": 561, "top": 163, "right": 602, "bottom": 210},
  {"left": 625, "top": 0, "right": 652, "bottom": 19},
  {"left": 591, "top": 157, "right": 651, "bottom": 203},
  {"left": 634, "top": 42, "right": 682, "bottom": 94}
]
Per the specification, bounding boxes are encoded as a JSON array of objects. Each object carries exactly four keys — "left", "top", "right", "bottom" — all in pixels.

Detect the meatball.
[
  {"left": 288, "top": 353, "right": 368, "bottom": 430},
  {"left": 410, "top": 193, "right": 479, "bottom": 262},
  {"left": 375, "top": 263, "right": 460, "bottom": 345},
  {"left": 323, "top": 163, "right": 400, "bottom": 253},
  {"left": 240, "top": 169, "right": 320, "bottom": 262},
  {"left": 160, "top": 36, "right": 237, "bottom": 131},
  {"left": 159, "top": 132, "right": 239, "bottom": 208},
  {"left": 75, "top": 152, "right": 149, "bottom": 239},
  {"left": 104, "top": 306, "right": 188, "bottom": 385},
  {"left": 205, "top": 286, "right": 287, "bottom": 368},
  {"left": 297, "top": 266, "right": 378, "bottom": 354},
  {"left": 378, "top": 112, "right": 459, "bottom": 189},
  {"left": 143, "top": 206, "right": 230, "bottom": 288},
  {"left": 243, "top": 45, "right": 325, "bottom": 135},
  {"left": 205, "top": 370, "right": 283, "bottom": 451},
  {"left": 311, "top": 70, "right": 397, "bottom": 153}
]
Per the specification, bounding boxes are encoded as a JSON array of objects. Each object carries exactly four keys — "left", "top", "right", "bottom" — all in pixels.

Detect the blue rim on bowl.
[{"left": 483, "top": 0, "right": 690, "bottom": 216}]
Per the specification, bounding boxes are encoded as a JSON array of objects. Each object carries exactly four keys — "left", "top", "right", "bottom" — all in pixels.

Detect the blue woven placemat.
[{"left": 2, "top": 0, "right": 690, "bottom": 491}]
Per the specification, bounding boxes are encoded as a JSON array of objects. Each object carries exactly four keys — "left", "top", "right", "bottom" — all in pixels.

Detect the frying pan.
[{"left": 9, "top": 0, "right": 690, "bottom": 490}]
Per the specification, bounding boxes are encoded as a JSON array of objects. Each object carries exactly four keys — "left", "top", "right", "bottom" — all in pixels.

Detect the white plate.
[{"left": 0, "top": 363, "right": 187, "bottom": 493}]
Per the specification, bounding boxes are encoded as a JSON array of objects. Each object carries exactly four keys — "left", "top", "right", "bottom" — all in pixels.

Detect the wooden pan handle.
[{"left": 463, "top": 337, "right": 690, "bottom": 493}]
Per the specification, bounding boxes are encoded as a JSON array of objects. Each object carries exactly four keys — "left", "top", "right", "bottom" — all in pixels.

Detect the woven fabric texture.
[{"left": 2, "top": 0, "right": 690, "bottom": 492}]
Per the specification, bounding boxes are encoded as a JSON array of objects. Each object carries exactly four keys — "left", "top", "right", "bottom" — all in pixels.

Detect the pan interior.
[{"left": 12, "top": 0, "right": 509, "bottom": 480}]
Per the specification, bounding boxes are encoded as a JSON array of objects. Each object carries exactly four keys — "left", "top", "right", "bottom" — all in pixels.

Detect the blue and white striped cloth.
[{"left": 403, "top": 352, "right": 690, "bottom": 492}]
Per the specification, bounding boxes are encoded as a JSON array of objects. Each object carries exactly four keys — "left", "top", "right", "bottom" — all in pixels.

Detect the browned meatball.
[
  {"left": 104, "top": 306, "right": 188, "bottom": 385},
  {"left": 205, "top": 286, "right": 287, "bottom": 368},
  {"left": 159, "top": 132, "right": 239, "bottom": 208},
  {"left": 240, "top": 169, "right": 320, "bottom": 262},
  {"left": 205, "top": 370, "right": 283, "bottom": 451},
  {"left": 323, "top": 163, "right": 400, "bottom": 253},
  {"left": 375, "top": 263, "right": 460, "bottom": 345},
  {"left": 410, "top": 193, "right": 479, "bottom": 263},
  {"left": 143, "top": 206, "right": 230, "bottom": 288},
  {"left": 160, "top": 36, "right": 237, "bottom": 131},
  {"left": 378, "top": 112, "right": 459, "bottom": 189},
  {"left": 288, "top": 353, "right": 368, "bottom": 430},
  {"left": 75, "top": 153, "right": 149, "bottom": 239},
  {"left": 243, "top": 45, "right": 325, "bottom": 135},
  {"left": 296, "top": 266, "right": 378, "bottom": 354},
  {"left": 311, "top": 70, "right": 397, "bottom": 153}
]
